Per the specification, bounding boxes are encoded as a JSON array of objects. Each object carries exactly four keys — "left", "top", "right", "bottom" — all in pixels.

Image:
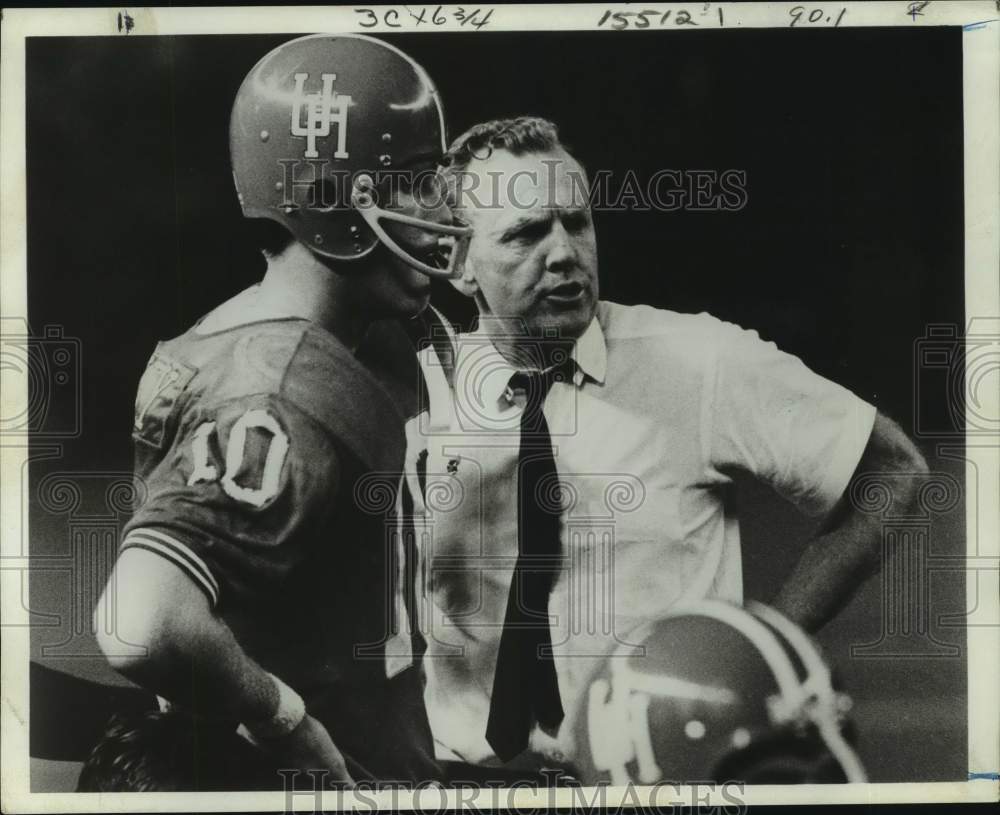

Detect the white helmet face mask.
[{"left": 350, "top": 172, "right": 471, "bottom": 279}]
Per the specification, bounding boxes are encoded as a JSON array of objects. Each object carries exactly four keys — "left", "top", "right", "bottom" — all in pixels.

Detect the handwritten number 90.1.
[{"left": 789, "top": 6, "right": 847, "bottom": 27}]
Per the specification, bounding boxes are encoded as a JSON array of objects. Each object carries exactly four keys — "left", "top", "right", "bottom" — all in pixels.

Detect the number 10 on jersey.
[{"left": 187, "top": 409, "right": 290, "bottom": 508}]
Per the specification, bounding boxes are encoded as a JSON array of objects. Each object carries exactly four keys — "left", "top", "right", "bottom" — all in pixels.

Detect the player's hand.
[{"left": 257, "top": 714, "right": 355, "bottom": 787}]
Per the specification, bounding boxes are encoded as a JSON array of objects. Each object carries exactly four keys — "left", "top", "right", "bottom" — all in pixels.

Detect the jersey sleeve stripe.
[
  {"left": 121, "top": 529, "right": 220, "bottom": 607},
  {"left": 124, "top": 527, "right": 219, "bottom": 592}
]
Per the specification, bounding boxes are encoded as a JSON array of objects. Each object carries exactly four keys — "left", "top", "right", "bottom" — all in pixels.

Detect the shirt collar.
[
  {"left": 571, "top": 315, "right": 608, "bottom": 386},
  {"left": 463, "top": 315, "right": 607, "bottom": 406}
]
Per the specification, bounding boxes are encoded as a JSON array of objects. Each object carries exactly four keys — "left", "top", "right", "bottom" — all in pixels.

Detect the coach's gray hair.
[{"left": 445, "top": 116, "right": 566, "bottom": 173}]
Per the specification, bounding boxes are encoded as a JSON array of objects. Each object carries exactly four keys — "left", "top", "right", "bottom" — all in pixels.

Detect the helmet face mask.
[
  {"left": 351, "top": 172, "right": 472, "bottom": 278},
  {"left": 230, "top": 34, "right": 471, "bottom": 278},
  {"left": 576, "top": 601, "right": 867, "bottom": 787}
]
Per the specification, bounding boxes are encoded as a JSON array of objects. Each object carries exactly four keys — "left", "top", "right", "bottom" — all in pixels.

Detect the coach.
[{"left": 405, "top": 116, "right": 928, "bottom": 774}]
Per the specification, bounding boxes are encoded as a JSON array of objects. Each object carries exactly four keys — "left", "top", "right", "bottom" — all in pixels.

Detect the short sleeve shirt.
[{"left": 410, "top": 301, "right": 876, "bottom": 763}]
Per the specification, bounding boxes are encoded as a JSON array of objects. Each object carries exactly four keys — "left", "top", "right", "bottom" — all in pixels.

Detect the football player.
[{"left": 95, "top": 34, "right": 470, "bottom": 787}]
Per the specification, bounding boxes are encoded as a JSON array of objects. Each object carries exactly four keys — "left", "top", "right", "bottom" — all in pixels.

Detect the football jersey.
[{"left": 121, "top": 315, "right": 438, "bottom": 783}]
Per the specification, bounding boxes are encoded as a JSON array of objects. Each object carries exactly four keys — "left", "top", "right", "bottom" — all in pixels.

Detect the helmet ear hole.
[
  {"left": 308, "top": 211, "right": 376, "bottom": 264},
  {"left": 301, "top": 177, "right": 377, "bottom": 261}
]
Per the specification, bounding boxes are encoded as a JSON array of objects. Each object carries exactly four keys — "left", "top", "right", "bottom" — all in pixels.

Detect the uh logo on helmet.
[
  {"left": 229, "top": 34, "right": 471, "bottom": 278},
  {"left": 575, "top": 601, "right": 867, "bottom": 786}
]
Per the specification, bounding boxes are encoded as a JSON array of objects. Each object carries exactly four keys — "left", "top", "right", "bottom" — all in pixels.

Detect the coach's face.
[{"left": 453, "top": 148, "right": 598, "bottom": 340}]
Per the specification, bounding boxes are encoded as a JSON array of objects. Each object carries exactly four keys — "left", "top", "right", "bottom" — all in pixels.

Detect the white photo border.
[{"left": 1, "top": 2, "right": 997, "bottom": 811}]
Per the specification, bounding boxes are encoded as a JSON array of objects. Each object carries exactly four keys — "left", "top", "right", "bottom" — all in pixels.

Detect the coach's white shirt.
[{"left": 408, "top": 301, "right": 876, "bottom": 764}]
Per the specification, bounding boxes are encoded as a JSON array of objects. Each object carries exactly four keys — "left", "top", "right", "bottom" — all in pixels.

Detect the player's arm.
[
  {"left": 98, "top": 391, "right": 356, "bottom": 782},
  {"left": 97, "top": 546, "right": 272, "bottom": 718},
  {"left": 95, "top": 548, "right": 354, "bottom": 784},
  {"left": 770, "top": 412, "right": 928, "bottom": 632}
]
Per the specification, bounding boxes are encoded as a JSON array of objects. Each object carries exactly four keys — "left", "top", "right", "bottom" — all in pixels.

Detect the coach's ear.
[{"left": 450, "top": 264, "right": 479, "bottom": 298}]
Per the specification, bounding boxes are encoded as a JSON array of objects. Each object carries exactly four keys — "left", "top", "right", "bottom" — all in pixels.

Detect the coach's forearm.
[
  {"left": 772, "top": 413, "right": 929, "bottom": 633},
  {"left": 96, "top": 548, "right": 278, "bottom": 725},
  {"left": 770, "top": 509, "right": 884, "bottom": 632}
]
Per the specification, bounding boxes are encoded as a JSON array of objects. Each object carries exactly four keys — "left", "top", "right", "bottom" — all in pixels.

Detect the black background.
[{"left": 27, "top": 28, "right": 968, "bottom": 786}]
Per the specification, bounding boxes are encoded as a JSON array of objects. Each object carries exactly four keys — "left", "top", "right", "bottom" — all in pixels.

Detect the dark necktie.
[{"left": 485, "top": 364, "right": 571, "bottom": 761}]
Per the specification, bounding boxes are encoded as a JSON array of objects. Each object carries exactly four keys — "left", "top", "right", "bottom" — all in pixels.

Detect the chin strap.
[{"left": 351, "top": 173, "right": 472, "bottom": 279}]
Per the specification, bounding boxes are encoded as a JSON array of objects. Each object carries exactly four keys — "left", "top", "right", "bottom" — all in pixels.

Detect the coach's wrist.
[{"left": 241, "top": 672, "right": 306, "bottom": 741}]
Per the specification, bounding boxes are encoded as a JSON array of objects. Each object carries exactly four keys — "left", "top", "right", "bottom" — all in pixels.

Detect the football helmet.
[
  {"left": 230, "top": 34, "right": 471, "bottom": 277},
  {"left": 575, "top": 601, "right": 866, "bottom": 785}
]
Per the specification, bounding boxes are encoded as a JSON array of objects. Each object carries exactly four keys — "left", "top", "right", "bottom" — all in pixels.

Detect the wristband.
[{"left": 243, "top": 672, "right": 306, "bottom": 741}]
